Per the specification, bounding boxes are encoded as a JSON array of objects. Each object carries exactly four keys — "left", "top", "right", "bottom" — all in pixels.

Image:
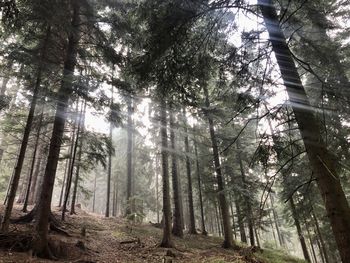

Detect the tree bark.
[
  {"left": 22, "top": 109, "right": 44, "bottom": 212},
  {"left": 237, "top": 145, "right": 255, "bottom": 246},
  {"left": 32, "top": 1, "right": 80, "bottom": 256},
  {"left": 0, "top": 27, "right": 50, "bottom": 231},
  {"left": 126, "top": 95, "right": 133, "bottom": 216},
  {"left": 194, "top": 131, "right": 207, "bottom": 235},
  {"left": 290, "top": 197, "right": 311, "bottom": 262},
  {"left": 70, "top": 101, "right": 86, "bottom": 215},
  {"left": 159, "top": 97, "right": 174, "bottom": 248},
  {"left": 62, "top": 101, "right": 82, "bottom": 221},
  {"left": 169, "top": 104, "right": 184, "bottom": 237},
  {"left": 106, "top": 85, "right": 114, "bottom": 218},
  {"left": 203, "top": 85, "right": 235, "bottom": 248},
  {"left": 58, "top": 159, "right": 69, "bottom": 207},
  {"left": 259, "top": 1, "right": 350, "bottom": 261},
  {"left": 182, "top": 107, "right": 196, "bottom": 234}
]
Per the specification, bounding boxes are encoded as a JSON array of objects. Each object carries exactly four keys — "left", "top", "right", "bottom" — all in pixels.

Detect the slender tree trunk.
[
  {"left": 156, "top": 156, "right": 160, "bottom": 224},
  {"left": 259, "top": 1, "right": 350, "bottom": 261},
  {"left": 62, "top": 101, "right": 82, "bottom": 221},
  {"left": 0, "top": 27, "right": 50, "bottom": 231},
  {"left": 314, "top": 226, "right": 326, "bottom": 263},
  {"left": 235, "top": 197, "right": 247, "bottom": 243},
  {"left": 70, "top": 101, "right": 86, "bottom": 215},
  {"left": 290, "top": 197, "right": 311, "bottom": 262},
  {"left": 33, "top": 3, "right": 80, "bottom": 256},
  {"left": 3, "top": 168, "right": 15, "bottom": 206},
  {"left": 58, "top": 159, "right": 69, "bottom": 207},
  {"left": 203, "top": 85, "right": 235, "bottom": 248},
  {"left": 311, "top": 209, "right": 329, "bottom": 263},
  {"left": 237, "top": 146, "right": 255, "bottom": 246},
  {"left": 126, "top": 95, "right": 133, "bottom": 216},
  {"left": 22, "top": 109, "right": 44, "bottom": 212},
  {"left": 304, "top": 217, "right": 318, "bottom": 263},
  {"left": 106, "top": 86, "right": 114, "bottom": 218},
  {"left": 169, "top": 104, "right": 184, "bottom": 237},
  {"left": 159, "top": 97, "right": 174, "bottom": 248},
  {"left": 92, "top": 171, "right": 97, "bottom": 213},
  {"left": 270, "top": 194, "right": 284, "bottom": 247},
  {"left": 214, "top": 201, "right": 222, "bottom": 237},
  {"left": 182, "top": 107, "right": 196, "bottom": 234},
  {"left": 194, "top": 132, "right": 207, "bottom": 235}
]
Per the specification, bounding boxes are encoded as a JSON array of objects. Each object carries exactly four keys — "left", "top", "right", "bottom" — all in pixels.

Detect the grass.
[{"left": 255, "top": 248, "right": 307, "bottom": 263}]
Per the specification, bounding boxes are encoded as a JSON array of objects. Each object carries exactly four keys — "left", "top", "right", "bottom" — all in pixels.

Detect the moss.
[{"left": 255, "top": 248, "right": 307, "bottom": 263}]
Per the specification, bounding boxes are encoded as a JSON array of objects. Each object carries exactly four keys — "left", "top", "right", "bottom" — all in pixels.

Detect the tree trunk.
[
  {"left": 304, "top": 217, "right": 318, "bottom": 263},
  {"left": 0, "top": 27, "right": 50, "bottom": 231},
  {"left": 270, "top": 194, "right": 284, "bottom": 247},
  {"left": 62, "top": 101, "right": 82, "bottom": 221},
  {"left": 126, "top": 95, "right": 133, "bottom": 216},
  {"left": 194, "top": 131, "right": 207, "bottom": 235},
  {"left": 182, "top": 107, "right": 196, "bottom": 234},
  {"left": 156, "top": 155, "right": 160, "bottom": 224},
  {"left": 58, "top": 159, "right": 69, "bottom": 207},
  {"left": 32, "top": 2, "right": 80, "bottom": 256},
  {"left": 70, "top": 101, "right": 86, "bottom": 215},
  {"left": 106, "top": 86, "right": 114, "bottom": 218},
  {"left": 259, "top": 1, "right": 350, "bottom": 261},
  {"left": 235, "top": 197, "right": 247, "bottom": 243},
  {"left": 203, "top": 85, "right": 235, "bottom": 248},
  {"left": 92, "top": 171, "right": 97, "bottom": 213},
  {"left": 312, "top": 209, "right": 329, "bottom": 263},
  {"left": 22, "top": 109, "right": 44, "bottom": 212},
  {"left": 169, "top": 104, "right": 184, "bottom": 237},
  {"left": 237, "top": 146, "right": 255, "bottom": 246},
  {"left": 290, "top": 197, "right": 311, "bottom": 262},
  {"left": 159, "top": 97, "right": 174, "bottom": 248}
]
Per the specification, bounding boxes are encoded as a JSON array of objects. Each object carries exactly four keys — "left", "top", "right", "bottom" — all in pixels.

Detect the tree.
[
  {"left": 32, "top": 0, "right": 81, "bottom": 256},
  {"left": 169, "top": 102, "right": 184, "bottom": 237},
  {"left": 159, "top": 96, "right": 174, "bottom": 248},
  {"left": 259, "top": 0, "right": 350, "bottom": 261}
]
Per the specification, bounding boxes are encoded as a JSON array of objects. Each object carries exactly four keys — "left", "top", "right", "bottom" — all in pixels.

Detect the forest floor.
[{"left": 0, "top": 205, "right": 305, "bottom": 263}]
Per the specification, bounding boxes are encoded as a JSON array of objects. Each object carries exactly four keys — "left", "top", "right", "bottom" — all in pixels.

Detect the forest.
[{"left": 0, "top": 0, "right": 349, "bottom": 262}]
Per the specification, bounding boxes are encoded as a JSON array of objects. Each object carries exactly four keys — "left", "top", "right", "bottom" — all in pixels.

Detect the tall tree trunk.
[
  {"left": 290, "top": 197, "right": 311, "bottom": 262},
  {"left": 106, "top": 86, "right": 114, "bottom": 218},
  {"left": 182, "top": 106, "right": 196, "bottom": 234},
  {"left": 159, "top": 97, "right": 174, "bottom": 248},
  {"left": 203, "top": 85, "right": 235, "bottom": 248},
  {"left": 304, "top": 216, "right": 318, "bottom": 263},
  {"left": 169, "top": 104, "right": 184, "bottom": 237},
  {"left": 61, "top": 125, "right": 76, "bottom": 209},
  {"left": 194, "top": 131, "right": 207, "bottom": 235},
  {"left": 92, "top": 171, "right": 97, "bottom": 213},
  {"left": 270, "top": 194, "right": 284, "bottom": 247},
  {"left": 22, "top": 109, "right": 44, "bottom": 212},
  {"left": 214, "top": 201, "right": 222, "bottom": 237},
  {"left": 259, "top": 1, "right": 350, "bottom": 261},
  {"left": 311, "top": 209, "right": 329, "bottom": 263},
  {"left": 235, "top": 197, "right": 247, "bottom": 243},
  {"left": 237, "top": 146, "right": 255, "bottom": 246},
  {"left": 62, "top": 101, "right": 82, "bottom": 221},
  {"left": 126, "top": 95, "right": 133, "bottom": 216},
  {"left": 33, "top": 2, "right": 80, "bottom": 256},
  {"left": 58, "top": 159, "right": 69, "bottom": 207},
  {"left": 156, "top": 156, "right": 160, "bottom": 224},
  {"left": 0, "top": 27, "right": 50, "bottom": 231},
  {"left": 70, "top": 101, "right": 86, "bottom": 215}
]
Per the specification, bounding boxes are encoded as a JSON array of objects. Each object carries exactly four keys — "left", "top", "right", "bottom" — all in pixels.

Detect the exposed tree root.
[
  {"left": 10, "top": 208, "right": 70, "bottom": 236},
  {"left": 50, "top": 222, "right": 70, "bottom": 237},
  {"left": 0, "top": 232, "right": 32, "bottom": 251}
]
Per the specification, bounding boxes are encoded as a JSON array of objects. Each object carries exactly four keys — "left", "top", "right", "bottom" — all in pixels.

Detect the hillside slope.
[{"left": 0, "top": 206, "right": 306, "bottom": 263}]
